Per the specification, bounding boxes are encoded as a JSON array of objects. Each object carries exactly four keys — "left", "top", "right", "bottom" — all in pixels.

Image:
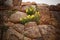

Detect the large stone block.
[
  {"left": 9, "top": 11, "right": 27, "bottom": 23},
  {"left": 5, "top": 25, "right": 56, "bottom": 40}
]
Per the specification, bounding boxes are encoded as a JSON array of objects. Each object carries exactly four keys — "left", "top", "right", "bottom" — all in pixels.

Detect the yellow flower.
[
  {"left": 30, "top": 8, "right": 33, "bottom": 11},
  {"left": 20, "top": 18, "right": 23, "bottom": 21},
  {"left": 30, "top": 7, "right": 34, "bottom": 9},
  {"left": 37, "top": 12, "right": 39, "bottom": 14},
  {"left": 35, "top": 11, "right": 38, "bottom": 14},
  {"left": 24, "top": 17, "right": 27, "bottom": 19},
  {"left": 37, "top": 12, "right": 40, "bottom": 15},
  {"left": 26, "top": 8, "right": 28, "bottom": 12},
  {"left": 30, "top": 15, "right": 35, "bottom": 19},
  {"left": 27, "top": 15, "right": 30, "bottom": 18},
  {"left": 35, "top": 11, "right": 40, "bottom": 15}
]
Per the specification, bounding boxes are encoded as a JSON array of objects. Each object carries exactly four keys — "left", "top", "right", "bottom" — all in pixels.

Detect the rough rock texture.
[
  {"left": 4, "top": 22, "right": 56, "bottom": 40},
  {"left": 38, "top": 25, "right": 56, "bottom": 40},
  {"left": 49, "top": 5, "right": 60, "bottom": 11},
  {"left": 0, "top": 0, "right": 22, "bottom": 10},
  {"left": 50, "top": 11, "right": 60, "bottom": 27},
  {"left": 24, "top": 22, "right": 41, "bottom": 39},
  {"left": 50, "top": 11, "right": 60, "bottom": 40},
  {"left": 38, "top": 6, "right": 51, "bottom": 25},
  {"left": 9, "top": 11, "right": 27, "bottom": 23},
  {"left": 48, "top": 4, "right": 60, "bottom": 40},
  {"left": 0, "top": 2, "right": 60, "bottom": 40}
]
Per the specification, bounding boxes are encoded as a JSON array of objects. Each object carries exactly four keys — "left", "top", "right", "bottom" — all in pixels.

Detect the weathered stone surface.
[
  {"left": 12, "top": 24, "right": 24, "bottom": 34},
  {"left": 7, "top": 28, "right": 24, "bottom": 40},
  {"left": 21, "top": 2, "right": 32, "bottom": 6},
  {"left": 21, "top": 2, "right": 37, "bottom": 12},
  {"left": 5, "top": 25, "right": 56, "bottom": 40},
  {"left": 9, "top": 11, "right": 27, "bottom": 22},
  {"left": 21, "top": 5, "right": 30, "bottom": 12},
  {"left": 1, "top": 2, "right": 60, "bottom": 40},
  {"left": 24, "top": 37, "right": 32, "bottom": 40},
  {"left": 25, "top": 22, "right": 37, "bottom": 27},
  {"left": 24, "top": 22, "right": 41, "bottom": 39},
  {"left": 50, "top": 11, "right": 60, "bottom": 28},
  {"left": 0, "top": 0, "right": 22, "bottom": 10},
  {"left": 37, "top": 5, "right": 59, "bottom": 28},
  {"left": 57, "top": 4, "right": 60, "bottom": 10},
  {"left": 50, "top": 11, "right": 60, "bottom": 40},
  {"left": 49, "top": 5, "right": 60, "bottom": 11},
  {"left": 38, "top": 25, "right": 56, "bottom": 40},
  {"left": 4, "top": 22, "right": 14, "bottom": 27},
  {"left": 38, "top": 7, "right": 51, "bottom": 25}
]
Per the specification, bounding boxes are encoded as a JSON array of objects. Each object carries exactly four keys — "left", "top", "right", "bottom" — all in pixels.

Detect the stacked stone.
[
  {"left": 0, "top": 1, "right": 60, "bottom": 40},
  {"left": 49, "top": 4, "right": 60, "bottom": 40},
  {"left": 3, "top": 11, "right": 55, "bottom": 40},
  {"left": 0, "top": 0, "right": 22, "bottom": 40}
]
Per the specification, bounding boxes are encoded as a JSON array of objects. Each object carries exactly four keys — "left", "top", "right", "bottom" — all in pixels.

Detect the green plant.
[
  {"left": 20, "top": 6, "right": 40, "bottom": 24},
  {"left": 34, "top": 11, "right": 40, "bottom": 24},
  {"left": 26, "top": 6, "right": 36, "bottom": 15},
  {"left": 20, "top": 15, "right": 35, "bottom": 24}
]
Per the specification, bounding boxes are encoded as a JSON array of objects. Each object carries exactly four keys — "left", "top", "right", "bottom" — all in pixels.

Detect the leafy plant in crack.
[{"left": 20, "top": 6, "right": 40, "bottom": 24}]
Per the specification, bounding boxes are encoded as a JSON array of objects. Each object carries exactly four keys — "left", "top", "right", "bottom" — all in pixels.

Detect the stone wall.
[{"left": 0, "top": 1, "right": 60, "bottom": 40}]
